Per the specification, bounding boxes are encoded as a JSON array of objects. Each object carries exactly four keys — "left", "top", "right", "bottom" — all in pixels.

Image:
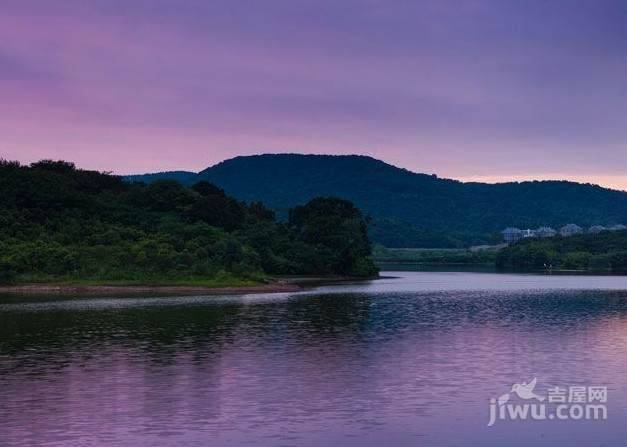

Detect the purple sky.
[{"left": 2, "top": 0, "right": 627, "bottom": 188}]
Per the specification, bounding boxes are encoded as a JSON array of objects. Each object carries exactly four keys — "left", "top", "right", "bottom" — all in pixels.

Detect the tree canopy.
[
  {"left": 0, "top": 160, "right": 378, "bottom": 284},
  {"left": 496, "top": 230, "right": 627, "bottom": 271},
  {"left": 288, "top": 197, "right": 377, "bottom": 277}
]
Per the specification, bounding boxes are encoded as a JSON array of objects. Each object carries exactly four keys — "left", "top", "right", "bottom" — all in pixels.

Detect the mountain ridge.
[{"left": 126, "top": 153, "right": 622, "bottom": 191}]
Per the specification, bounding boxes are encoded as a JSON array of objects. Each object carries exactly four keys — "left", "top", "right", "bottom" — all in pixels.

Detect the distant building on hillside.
[
  {"left": 588, "top": 225, "right": 607, "bottom": 234},
  {"left": 560, "top": 223, "right": 583, "bottom": 237},
  {"left": 521, "top": 229, "right": 537, "bottom": 238},
  {"left": 535, "top": 226, "right": 557, "bottom": 238},
  {"left": 502, "top": 227, "right": 523, "bottom": 244},
  {"left": 609, "top": 224, "right": 627, "bottom": 231}
]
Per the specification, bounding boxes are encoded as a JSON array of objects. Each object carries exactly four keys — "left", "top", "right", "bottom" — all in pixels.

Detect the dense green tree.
[
  {"left": 289, "top": 197, "right": 378, "bottom": 276},
  {"left": 0, "top": 160, "right": 378, "bottom": 284},
  {"left": 496, "top": 230, "right": 627, "bottom": 271},
  {"left": 143, "top": 180, "right": 196, "bottom": 212},
  {"left": 191, "top": 181, "right": 226, "bottom": 197}
]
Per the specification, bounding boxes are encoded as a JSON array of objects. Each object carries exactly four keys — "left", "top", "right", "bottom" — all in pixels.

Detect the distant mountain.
[{"left": 125, "top": 154, "right": 627, "bottom": 247}]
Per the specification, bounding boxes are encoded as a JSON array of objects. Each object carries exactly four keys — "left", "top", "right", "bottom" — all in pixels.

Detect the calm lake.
[{"left": 2, "top": 271, "right": 627, "bottom": 446}]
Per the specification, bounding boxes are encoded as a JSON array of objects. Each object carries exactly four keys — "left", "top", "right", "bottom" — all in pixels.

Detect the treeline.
[
  {"left": 496, "top": 230, "right": 627, "bottom": 271},
  {"left": 372, "top": 245, "right": 497, "bottom": 264},
  {"left": 0, "top": 160, "right": 377, "bottom": 284}
]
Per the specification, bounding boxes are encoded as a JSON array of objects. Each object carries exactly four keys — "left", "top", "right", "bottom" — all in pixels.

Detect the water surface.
[{"left": 2, "top": 271, "right": 627, "bottom": 446}]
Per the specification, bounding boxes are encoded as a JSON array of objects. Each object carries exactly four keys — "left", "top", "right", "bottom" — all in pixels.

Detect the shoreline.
[
  {"left": 0, "top": 282, "right": 302, "bottom": 296},
  {"left": 0, "top": 275, "right": 380, "bottom": 297}
]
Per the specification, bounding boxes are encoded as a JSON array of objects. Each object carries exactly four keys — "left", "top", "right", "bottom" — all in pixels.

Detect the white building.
[{"left": 535, "top": 226, "right": 556, "bottom": 238}]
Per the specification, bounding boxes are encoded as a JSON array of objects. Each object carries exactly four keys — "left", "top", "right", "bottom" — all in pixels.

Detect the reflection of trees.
[
  {"left": 0, "top": 300, "right": 241, "bottom": 357},
  {"left": 283, "top": 293, "right": 373, "bottom": 336},
  {"left": 0, "top": 292, "right": 377, "bottom": 444},
  {"left": 3, "top": 289, "right": 627, "bottom": 444},
  {"left": 3, "top": 289, "right": 627, "bottom": 362},
  {"left": 0, "top": 299, "right": 249, "bottom": 440}
]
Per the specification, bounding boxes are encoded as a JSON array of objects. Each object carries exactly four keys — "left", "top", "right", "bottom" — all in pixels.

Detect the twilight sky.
[{"left": 2, "top": 0, "right": 627, "bottom": 188}]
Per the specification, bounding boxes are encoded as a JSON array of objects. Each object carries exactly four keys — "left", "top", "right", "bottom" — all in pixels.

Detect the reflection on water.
[{"left": 2, "top": 271, "right": 627, "bottom": 446}]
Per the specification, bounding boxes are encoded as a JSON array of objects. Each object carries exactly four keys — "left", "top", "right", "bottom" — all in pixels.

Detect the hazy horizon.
[{"left": 3, "top": 0, "right": 627, "bottom": 189}]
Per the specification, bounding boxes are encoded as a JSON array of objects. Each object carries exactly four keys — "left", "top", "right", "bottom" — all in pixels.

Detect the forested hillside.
[
  {"left": 127, "top": 154, "right": 627, "bottom": 247},
  {"left": 496, "top": 230, "right": 627, "bottom": 271},
  {"left": 0, "top": 160, "right": 377, "bottom": 284}
]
